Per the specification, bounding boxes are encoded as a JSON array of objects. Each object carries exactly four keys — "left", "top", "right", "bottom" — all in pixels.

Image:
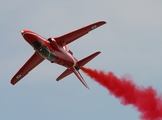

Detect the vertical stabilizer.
[
  {"left": 70, "top": 67, "right": 89, "bottom": 89},
  {"left": 56, "top": 51, "right": 101, "bottom": 89}
]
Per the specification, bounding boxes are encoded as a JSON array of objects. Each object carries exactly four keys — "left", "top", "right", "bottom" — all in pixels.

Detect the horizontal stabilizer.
[
  {"left": 56, "top": 68, "right": 72, "bottom": 81},
  {"left": 56, "top": 51, "right": 101, "bottom": 88},
  {"left": 78, "top": 51, "right": 101, "bottom": 67},
  {"left": 56, "top": 51, "right": 101, "bottom": 81}
]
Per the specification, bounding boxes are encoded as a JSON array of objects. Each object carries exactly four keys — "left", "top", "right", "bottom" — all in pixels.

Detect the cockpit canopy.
[
  {"left": 31, "top": 40, "right": 56, "bottom": 62},
  {"left": 32, "top": 40, "right": 41, "bottom": 49}
]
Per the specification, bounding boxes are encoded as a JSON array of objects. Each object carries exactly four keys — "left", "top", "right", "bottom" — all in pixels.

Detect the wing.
[
  {"left": 54, "top": 21, "right": 106, "bottom": 46},
  {"left": 11, "top": 51, "right": 44, "bottom": 85}
]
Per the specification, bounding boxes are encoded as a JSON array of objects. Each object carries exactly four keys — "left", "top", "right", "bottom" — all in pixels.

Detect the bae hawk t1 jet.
[{"left": 11, "top": 21, "right": 106, "bottom": 89}]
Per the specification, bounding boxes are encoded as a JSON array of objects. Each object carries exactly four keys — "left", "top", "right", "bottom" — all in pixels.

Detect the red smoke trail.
[{"left": 81, "top": 67, "right": 162, "bottom": 120}]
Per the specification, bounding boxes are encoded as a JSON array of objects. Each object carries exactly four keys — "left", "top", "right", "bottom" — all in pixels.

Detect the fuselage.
[{"left": 22, "top": 30, "right": 77, "bottom": 68}]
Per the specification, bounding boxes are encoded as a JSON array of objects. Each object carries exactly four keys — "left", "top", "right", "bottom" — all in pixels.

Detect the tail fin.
[
  {"left": 70, "top": 67, "right": 89, "bottom": 89},
  {"left": 56, "top": 51, "right": 101, "bottom": 88}
]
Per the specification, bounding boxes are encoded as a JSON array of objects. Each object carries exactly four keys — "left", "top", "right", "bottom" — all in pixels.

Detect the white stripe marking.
[{"left": 65, "top": 50, "right": 76, "bottom": 67}]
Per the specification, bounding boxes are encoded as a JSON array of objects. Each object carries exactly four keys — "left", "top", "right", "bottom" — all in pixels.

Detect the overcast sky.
[{"left": 1, "top": 1, "right": 162, "bottom": 120}]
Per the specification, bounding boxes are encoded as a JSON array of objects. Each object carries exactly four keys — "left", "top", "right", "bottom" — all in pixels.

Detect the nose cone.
[
  {"left": 21, "top": 30, "right": 31, "bottom": 35},
  {"left": 21, "top": 30, "right": 37, "bottom": 44},
  {"left": 21, "top": 30, "right": 24, "bottom": 34}
]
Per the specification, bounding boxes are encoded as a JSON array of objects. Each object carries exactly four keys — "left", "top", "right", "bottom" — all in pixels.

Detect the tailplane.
[
  {"left": 77, "top": 51, "right": 101, "bottom": 67},
  {"left": 56, "top": 51, "right": 101, "bottom": 88}
]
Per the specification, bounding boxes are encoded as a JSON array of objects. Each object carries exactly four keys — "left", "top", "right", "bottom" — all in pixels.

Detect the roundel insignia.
[
  {"left": 16, "top": 74, "right": 22, "bottom": 79},
  {"left": 91, "top": 25, "right": 98, "bottom": 30}
]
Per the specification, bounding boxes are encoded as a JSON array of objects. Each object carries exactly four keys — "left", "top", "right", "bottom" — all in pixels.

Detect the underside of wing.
[
  {"left": 54, "top": 21, "right": 106, "bottom": 46},
  {"left": 11, "top": 51, "right": 44, "bottom": 85}
]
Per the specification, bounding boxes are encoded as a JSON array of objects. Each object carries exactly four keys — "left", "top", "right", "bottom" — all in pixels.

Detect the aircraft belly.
[{"left": 53, "top": 51, "right": 74, "bottom": 67}]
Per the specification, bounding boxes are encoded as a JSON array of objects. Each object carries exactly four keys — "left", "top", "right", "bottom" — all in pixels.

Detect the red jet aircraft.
[{"left": 11, "top": 21, "right": 106, "bottom": 88}]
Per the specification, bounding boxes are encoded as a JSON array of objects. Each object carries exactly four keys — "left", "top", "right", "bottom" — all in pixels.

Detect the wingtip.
[
  {"left": 10, "top": 80, "right": 16, "bottom": 85},
  {"left": 56, "top": 78, "right": 61, "bottom": 81},
  {"left": 10, "top": 75, "right": 21, "bottom": 85},
  {"left": 94, "top": 51, "right": 101, "bottom": 56},
  {"left": 98, "top": 21, "right": 107, "bottom": 25},
  {"left": 101, "top": 21, "right": 106, "bottom": 24},
  {"left": 97, "top": 51, "right": 101, "bottom": 54}
]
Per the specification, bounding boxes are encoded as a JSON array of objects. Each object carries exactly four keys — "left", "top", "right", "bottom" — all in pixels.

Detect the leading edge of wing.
[
  {"left": 54, "top": 21, "right": 106, "bottom": 46},
  {"left": 11, "top": 52, "right": 44, "bottom": 85}
]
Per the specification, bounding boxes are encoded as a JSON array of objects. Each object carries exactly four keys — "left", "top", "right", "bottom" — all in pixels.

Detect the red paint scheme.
[{"left": 11, "top": 21, "right": 106, "bottom": 88}]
